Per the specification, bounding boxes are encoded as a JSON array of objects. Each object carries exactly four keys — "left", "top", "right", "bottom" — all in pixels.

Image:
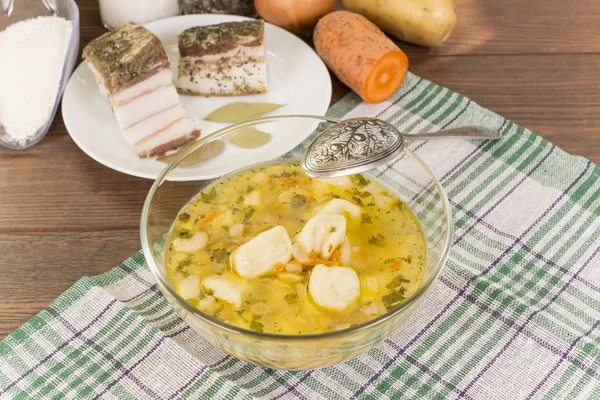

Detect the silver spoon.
[{"left": 302, "top": 117, "right": 501, "bottom": 178}]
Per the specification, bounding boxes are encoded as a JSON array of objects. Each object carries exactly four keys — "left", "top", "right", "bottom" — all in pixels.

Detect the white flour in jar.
[
  {"left": 0, "top": 16, "right": 72, "bottom": 146},
  {"left": 99, "top": 0, "right": 180, "bottom": 30}
]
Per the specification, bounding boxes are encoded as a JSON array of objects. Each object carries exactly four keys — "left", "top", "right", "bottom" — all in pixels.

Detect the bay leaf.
[
  {"left": 157, "top": 139, "right": 226, "bottom": 166},
  {"left": 156, "top": 139, "right": 198, "bottom": 161},
  {"left": 226, "top": 127, "right": 271, "bottom": 149},
  {"left": 204, "top": 102, "right": 284, "bottom": 123}
]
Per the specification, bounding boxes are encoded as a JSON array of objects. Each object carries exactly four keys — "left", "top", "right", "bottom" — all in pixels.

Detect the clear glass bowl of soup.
[{"left": 141, "top": 115, "right": 453, "bottom": 370}]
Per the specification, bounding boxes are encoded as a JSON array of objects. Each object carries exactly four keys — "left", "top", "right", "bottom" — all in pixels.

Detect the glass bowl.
[
  {"left": 141, "top": 115, "right": 453, "bottom": 370},
  {"left": 0, "top": 0, "right": 80, "bottom": 150}
]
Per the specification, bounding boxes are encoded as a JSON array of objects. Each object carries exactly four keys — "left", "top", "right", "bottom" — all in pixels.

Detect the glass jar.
[
  {"left": 181, "top": 0, "right": 256, "bottom": 17},
  {"left": 99, "top": 0, "right": 181, "bottom": 30}
]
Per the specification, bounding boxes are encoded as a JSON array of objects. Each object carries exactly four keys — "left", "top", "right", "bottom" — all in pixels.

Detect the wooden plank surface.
[
  {"left": 1, "top": 0, "right": 599, "bottom": 338},
  {"left": 0, "top": 231, "right": 140, "bottom": 334},
  {"left": 426, "top": 0, "right": 600, "bottom": 55}
]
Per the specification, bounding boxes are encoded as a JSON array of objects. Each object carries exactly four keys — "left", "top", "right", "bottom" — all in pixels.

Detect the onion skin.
[{"left": 255, "top": 0, "right": 335, "bottom": 33}]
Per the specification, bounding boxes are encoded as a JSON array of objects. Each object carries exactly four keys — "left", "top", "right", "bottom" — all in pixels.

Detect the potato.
[{"left": 340, "top": 0, "right": 457, "bottom": 47}]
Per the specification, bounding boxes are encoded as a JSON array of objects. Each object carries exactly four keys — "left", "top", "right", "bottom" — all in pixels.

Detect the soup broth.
[{"left": 165, "top": 162, "right": 426, "bottom": 335}]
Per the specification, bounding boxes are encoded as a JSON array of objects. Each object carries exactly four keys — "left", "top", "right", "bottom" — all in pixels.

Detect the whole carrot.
[{"left": 313, "top": 11, "right": 409, "bottom": 104}]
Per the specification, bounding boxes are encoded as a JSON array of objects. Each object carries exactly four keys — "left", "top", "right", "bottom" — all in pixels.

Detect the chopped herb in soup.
[{"left": 165, "top": 162, "right": 426, "bottom": 335}]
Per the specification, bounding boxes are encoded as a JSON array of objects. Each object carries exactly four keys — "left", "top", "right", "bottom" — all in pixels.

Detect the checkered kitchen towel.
[{"left": 1, "top": 72, "right": 599, "bottom": 399}]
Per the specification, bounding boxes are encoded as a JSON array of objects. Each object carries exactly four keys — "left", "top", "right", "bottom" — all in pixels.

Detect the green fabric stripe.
[
  {"left": 179, "top": 369, "right": 224, "bottom": 399},
  {"left": 402, "top": 89, "right": 455, "bottom": 132},
  {"left": 449, "top": 167, "right": 599, "bottom": 388},
  {"left": 363, "top": 156, "right": 597, "bottom": 398},
  {"left": 386, "top": 83, "right": 440, "bottom": 126},
  {"left": 563, "top": 350, "right": 600, "bottom": 399},
  {"left": 430, "top": 93, "right": 466, "bottom": 126},
  {"left": 441, "top": 121, "right": 515, "bottom": 190},
  {"left": 447, "top": 126, "right": 526, "bottom": 200}
]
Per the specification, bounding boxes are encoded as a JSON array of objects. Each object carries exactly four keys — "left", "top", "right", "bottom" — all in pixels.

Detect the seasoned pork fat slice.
[
  {"left": 83, "top": 23, "right": 200, "bottom": 157},
  {"left": 134, "top": 118, "right": 199, "bottom": 158},
  {"left": 176, "top": 20, "right": 267, "bottom": 96},
  {"left": 122, "top": 105, "right": 187, "bottom": 146}
]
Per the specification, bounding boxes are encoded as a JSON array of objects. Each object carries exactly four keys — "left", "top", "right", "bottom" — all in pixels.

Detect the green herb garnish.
[
  {"left": 361, "top": 213, "right": 372, "bottom": 224},
  {"left": 243, "top": 208, "right": 255, "bottom": 223},
  {"left": 175, "top": 256, "right": 192, "bottom": 277},
  {"left": 351, "top": 174, "right": 369, "bottom": 188},
  {"left": 270, "top": 171, "right": 297, "bottom": 179},
  {"left": 291, "top": 194, "right": 307, "bottom": 209},
  {"left": 368, "top": 234, "right": 387, "bottom": 247},
  {"left": 213, "top": 305, "right": 224, "bottom": 318},
  {"left": 178, "top": 212, "right": 191, "bottom": 223},
  {"left": 382, "top": 290, "right": 406, "bottom": 311},
  {"left": 201, "top": 187, "right": 217, "bottom": 203},
  {"left": 284, "top": 292, "right": 299, "bottom": 305},
  {"left": 384, "top": 257, "right": 412, "bottom": 266},
  {"left": 396, "top": 201, "right": 407, "bottom": 212},
  {"left": 359, "top": 191, "right": 372, "bottom": 198},
  {"left": 177, "top": 229, "right": 192, "bottom": 239},
  {"left": 210, "top": 248, "right": 229, "bottom": 263},
  {"left": 236, "top": 310, "right": 249, "bottom": 322},
  {"left": 250, "top": 315, "right": 264, "bottom": 332},
  {"left": 386, "top": 275, "right": 410, "bottom": 290}
]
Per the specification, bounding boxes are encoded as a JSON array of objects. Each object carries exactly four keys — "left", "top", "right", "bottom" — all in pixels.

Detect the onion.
[{"left": 255, "top": 0, "right": 335, "bottom": 33}]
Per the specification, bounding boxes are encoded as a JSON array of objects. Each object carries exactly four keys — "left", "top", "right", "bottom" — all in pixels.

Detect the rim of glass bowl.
[{"left": 141, "top": 114, "right": 454, "bottom": 341}]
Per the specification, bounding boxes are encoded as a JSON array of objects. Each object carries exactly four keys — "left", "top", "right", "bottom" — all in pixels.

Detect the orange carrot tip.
[{"left": 314, "top": 11, "right": 409, "bottom": 104}]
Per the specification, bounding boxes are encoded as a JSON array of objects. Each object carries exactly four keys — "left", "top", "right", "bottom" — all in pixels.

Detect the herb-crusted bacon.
[
  {"left": 82, "top": 23, "right": 171, "bottom": 97},
  {"left": 83, "top": 23, "right": 200, "bottom": 158},
  {"left": 175, "top": 20, "right": 267, "bottom": 96}
]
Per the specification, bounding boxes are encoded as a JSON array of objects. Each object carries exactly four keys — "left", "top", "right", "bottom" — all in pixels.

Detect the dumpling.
[
  {"left": 178, "top": 275, "right": 201, "bottom": 300},
  {"left": 294, "top": 212, "right": 346, "bottom": 260},
  {"left": 201, "top": 275, "right": 247, "bottom": 308},
  {"left": 231, "top": 225, "right": 293, "bottom": 278},
  {"left": 172, "top": 231, "right": 209, "bottom": 252},
  {"left": 317, "top": 199, "right": 361, "bottom": 223},
  {"left": 308, "top": 265, "right": 360, "bottom": 311}
]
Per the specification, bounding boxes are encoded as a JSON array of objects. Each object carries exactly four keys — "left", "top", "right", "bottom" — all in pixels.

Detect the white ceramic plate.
[{"left": 62, "top": 14, "right": 331, "bottom": 180}]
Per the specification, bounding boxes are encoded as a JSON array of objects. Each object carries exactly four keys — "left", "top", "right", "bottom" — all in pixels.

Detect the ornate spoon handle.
[{"left": 407, "top": 126, "right": 501, "bottom": 140}]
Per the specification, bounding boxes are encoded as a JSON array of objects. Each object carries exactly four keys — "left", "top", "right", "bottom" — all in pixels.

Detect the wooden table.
[{"left": 1, "top": 0, "right": 599, "bottom": 338}]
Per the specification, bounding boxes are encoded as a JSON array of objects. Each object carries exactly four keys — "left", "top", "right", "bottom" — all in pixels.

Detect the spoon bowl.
[{"left": 302, "top": 117, "right": 501, "bottom": 179}]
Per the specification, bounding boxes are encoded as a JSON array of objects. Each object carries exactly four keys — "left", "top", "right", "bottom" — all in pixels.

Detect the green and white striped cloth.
[{"left": 1, "top": 72, "right": 599, "bottom": 399}]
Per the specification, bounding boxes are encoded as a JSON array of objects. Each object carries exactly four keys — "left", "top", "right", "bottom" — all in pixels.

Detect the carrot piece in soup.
[
  {"left": 313, "top": 11, "right": 409, "bottom": 104},
  {"left": 273, "top": 262, "right": 286, "bottom": 272},
  {"left": 200, "top": 211, "right": 218, "bottom": 226}
]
